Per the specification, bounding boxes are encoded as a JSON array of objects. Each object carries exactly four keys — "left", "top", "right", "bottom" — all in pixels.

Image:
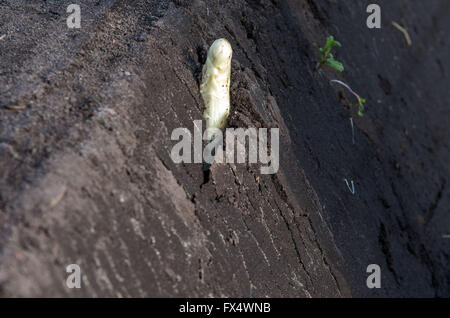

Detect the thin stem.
[
  {"left": 330, "top": 79, "right": 361, "bottom": 102},
  {"left": 350, "top": 117, "right": 355, "bottom": 145},
  {"left": 344, "top": 178, "right": 356, "bottom": 195}
]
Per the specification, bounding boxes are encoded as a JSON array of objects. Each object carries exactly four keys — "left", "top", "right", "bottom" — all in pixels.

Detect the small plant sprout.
[
  {"left": 330, "top": 79, "right": 366, "bottom": 116},
  {"left": 344, "top": 178, "right": 356, "bottom": 195},
  {"left": 318, "top": 36, "right": 344, "bottom": 72}
]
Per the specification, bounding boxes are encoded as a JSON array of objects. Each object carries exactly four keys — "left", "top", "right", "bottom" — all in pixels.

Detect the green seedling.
[
  {"left": 330, "top": 80, "right": 366, "bottom": 116},
  {"left": 318, "top": 36, "right": 344, "bottom": 72}
]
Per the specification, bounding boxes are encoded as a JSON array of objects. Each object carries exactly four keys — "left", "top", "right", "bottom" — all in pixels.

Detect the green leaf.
[
  {"left": 326, "top": 58, "right": 344, "bottom": 72},
  {"left": 325, "top": 36, "right": 335, "bottom": 49},
  {"left": 325, "top": 36, "right": 341, "bottom": 50},
  {"left": 357, "top": 98, "right": 366, "bottom": 116}
]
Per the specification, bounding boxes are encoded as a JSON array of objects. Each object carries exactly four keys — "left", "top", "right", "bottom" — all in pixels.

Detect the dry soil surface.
[{"left": 0, "top": 0, "right": 449, "bottom": 297}]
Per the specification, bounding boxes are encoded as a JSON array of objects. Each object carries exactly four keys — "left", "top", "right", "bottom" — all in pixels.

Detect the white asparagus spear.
[{"left": 200, "top": 38, "right": 232, "bottom": 140}]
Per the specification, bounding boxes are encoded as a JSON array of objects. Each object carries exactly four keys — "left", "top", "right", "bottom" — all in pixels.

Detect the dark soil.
[{"left": 0, "top": 0, "right": 448, "bottom": 297}]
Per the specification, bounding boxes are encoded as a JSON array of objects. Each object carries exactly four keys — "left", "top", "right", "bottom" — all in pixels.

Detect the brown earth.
[{"left": 0, "top": 0, "right": 448, "bottom": 297}]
